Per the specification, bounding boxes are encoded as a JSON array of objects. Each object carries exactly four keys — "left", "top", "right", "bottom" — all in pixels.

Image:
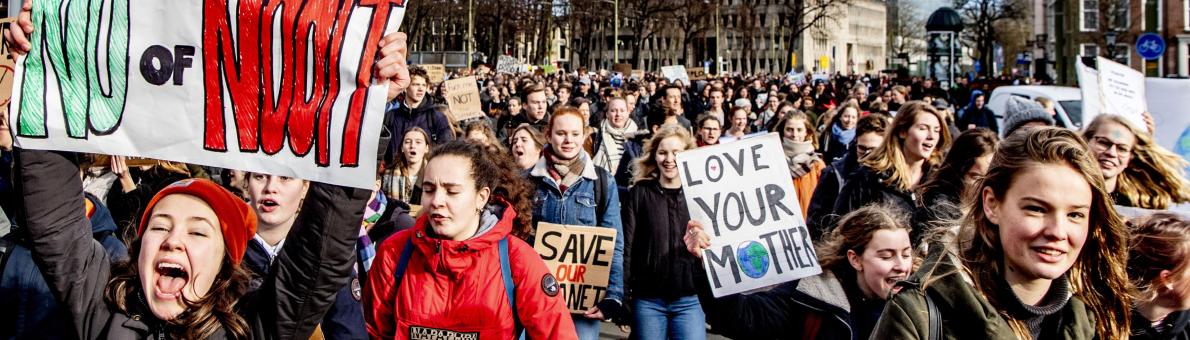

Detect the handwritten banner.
[
  {"left": 444, "top": 76, "right": 483, "bottom": 122},
  {"left": 687, "top": 68, "right": 708, "bottom": 81},
  {"left": 533, "top": 222, "right": 617, "bottom": 313},
  {"left": 1095, "top": 57, "right": 1148, "bottom": 129},
  {"left": 423, "top": 64, "right": 445, "bottom": 85},
  {"left": 678, "top": 133, "right": 821, "bottom": 297},
  {"left": 9, "top": 0, "right": 406, "bottom": 189},
  {"left": 661, "top": 65, "right": 690, "bottom": 85}
]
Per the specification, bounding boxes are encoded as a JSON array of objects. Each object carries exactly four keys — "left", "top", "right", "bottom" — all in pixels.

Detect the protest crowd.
[{"left": 3, "top": 3, "right": 1190, "bottom": 340}]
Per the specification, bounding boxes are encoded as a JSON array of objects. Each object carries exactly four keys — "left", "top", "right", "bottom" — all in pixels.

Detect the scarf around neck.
[
  {"left": 546, "top": 145, "right": 588, "bottom": 192},
  {"left": 594, "top": 119, "right": 638, "bottom": 172},
  {"left": 831, "top": 122, "right": 856, "bottom": 146}
]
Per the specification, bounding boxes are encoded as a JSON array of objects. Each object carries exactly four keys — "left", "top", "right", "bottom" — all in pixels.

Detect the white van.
[{"left": 986, "top": 86, "right": 1083, "bottom": 131}]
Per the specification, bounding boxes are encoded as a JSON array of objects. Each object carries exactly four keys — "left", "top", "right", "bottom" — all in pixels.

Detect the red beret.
[{"left": 137, "top": 178, "right": 257, "bottom": 265}]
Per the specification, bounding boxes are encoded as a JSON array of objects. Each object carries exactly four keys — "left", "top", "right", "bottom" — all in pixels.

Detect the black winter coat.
[
  {"left": 699, "top": 270, "right": 885, "bottom": 340},
  {"left": 831, "top": 165, "right": 925, "bottom": 227},
  {"left": 16, "top": 150, "right": 370, "bottom": 340},
  {"left": 806, "top": 143, "right": 859, "bottom": 239},
  {"left": 621, "top": 180, "right": 703, "bottom": 301},
  {"left": 1132, "top": 309, "right": 1190, "bottom": 340}
]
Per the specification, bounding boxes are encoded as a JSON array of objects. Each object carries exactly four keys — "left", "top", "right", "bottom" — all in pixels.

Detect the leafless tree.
[
  {"left": 888, "top": 0, "right": 925, "bottom": 60},
  {"left": 668, "top": 0, "right": 713, "bottom": 67},
  {"left": 781, "top": 0, "right": 854, "bottom": 73},
  {"left": 952, "top": 0, "right": 1026, "bottom": 76},
  {"left": 622, "top": 0, "right": 680, "bottom": 69}
]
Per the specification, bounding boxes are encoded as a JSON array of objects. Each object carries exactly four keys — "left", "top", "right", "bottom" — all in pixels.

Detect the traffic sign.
[{"left": 1136, "top": 33, "right": 1165, "bottom": 60}]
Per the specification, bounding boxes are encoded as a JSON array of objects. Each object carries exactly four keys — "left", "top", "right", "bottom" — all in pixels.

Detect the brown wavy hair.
[
  {"left": 631, "top": 124, "right": 696, "bottom": 185},
  {"left": 951, "top": 127, "right": 1131, "bottom": 339},
  {"left": 105, "top": 239, "right": 252, "bottom": 339},
  {"left": 1127, "top": 212, "right": 1190, "bottom": 303},
  {"left": 816, "top": 204, "right": 910, "bottom": 272},
  {"left": 861, "top": 101, "right": 951, "bottom": 191},
  {"left": 426, "top": 140, "right": 536, "bottom": 240},
  {"left": 1082, "top": 114, "right": 1190, "bottom": 209}
]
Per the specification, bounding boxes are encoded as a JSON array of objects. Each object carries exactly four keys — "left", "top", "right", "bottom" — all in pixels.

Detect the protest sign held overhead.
[
  {"left": 661, "top": 65, "right": 691, "bottom": 85},
  {"left": 533, "top": 222, "right": 618, "bottom": 314},
  {"left": 8, "top": 0, "right": 406, "bottom": 189},
  {"left": 1095, "top": 57, "right": 1148, "bottom": 130},
  {"left": 679, "top": 133, "right": 821, "bottom": 297},
  {"left": 613, "top": 63, "right": 632, "bottom": 75},
  {"left": 497, "top": 55, "right": 522, "bottom": 74},
  {"left": 687, "top": 68, "right": 708, "bottom": 81},
  {"left": 423, "top": 64, "right": 446, "bottom": 84},
  {"left": 443, "top": 76, "right": 484, "bottom": 123}
]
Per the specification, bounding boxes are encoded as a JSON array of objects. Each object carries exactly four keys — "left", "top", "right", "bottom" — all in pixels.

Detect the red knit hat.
[{"left": 137, "top": 178, "right": 257, "bottom": 265}]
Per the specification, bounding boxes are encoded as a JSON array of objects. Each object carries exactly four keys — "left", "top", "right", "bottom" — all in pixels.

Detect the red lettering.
[
  {"left": 202, "top": 0, "right": 264, "bottom": 152},
  {"left": 343, "top": 0, "right": 406, "bottom": 166}
]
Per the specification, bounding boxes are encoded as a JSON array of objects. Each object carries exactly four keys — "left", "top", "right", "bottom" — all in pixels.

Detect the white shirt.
[{"left": 252, "top": 234, "right": 287, "bottom": 262}]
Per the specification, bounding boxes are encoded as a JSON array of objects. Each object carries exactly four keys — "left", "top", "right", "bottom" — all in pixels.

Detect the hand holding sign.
[
  {"left": 4, "top": 0, "right": 32, "bottom": 54},
  {"left": 533, "top": 222, "right": 618, "bottom": 314}
]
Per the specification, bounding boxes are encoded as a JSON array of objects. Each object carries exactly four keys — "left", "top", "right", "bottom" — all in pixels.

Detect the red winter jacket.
[{"left": 363, "top": 199, "right": 577, "bottom": 339}]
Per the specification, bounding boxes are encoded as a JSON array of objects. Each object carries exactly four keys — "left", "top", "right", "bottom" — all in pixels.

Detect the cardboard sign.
[
  {"left": 661, "top": 65, "right": 690, "bottom": 85},
  {"left": 613, "top": 63, "right": 632, "bottom": 75},
  {"left": 444, "top": 76, "right": 484, "bottom": 122},
  {"left": 631, "top": 70, "right": 645, "bottom": 80},
  {"left": 497, "top": 55, "right": 521, "bottom": 74},
  {"left": 678, "top": 133, "right": 821, "bottom": 297},
  {"left": 423, "top": 64, "right": 445, "bottom": 84},
  {"left": 9, "top": 0, "right": 406, "bottom": 189},
  {"left": 687, "top": 68, "right": 708, "bottom": 81},
  {"left": 533, "top": 222, "right": 617, "bottom": 313},
  {"left": 1095, "top": 57, "right": 1148, "bottom": 130},
  {"left": 0, "top": 19, "right": 15, "bottom": 107}
]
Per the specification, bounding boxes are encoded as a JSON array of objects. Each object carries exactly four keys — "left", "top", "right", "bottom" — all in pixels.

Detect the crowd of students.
[{"left": 3, "top": 4, "right": 1190, "bottom": 339}]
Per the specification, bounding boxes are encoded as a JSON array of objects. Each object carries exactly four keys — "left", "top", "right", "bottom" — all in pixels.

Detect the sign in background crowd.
[{"left": 2, "top": 0, "right": 1190, "bottom": 339}]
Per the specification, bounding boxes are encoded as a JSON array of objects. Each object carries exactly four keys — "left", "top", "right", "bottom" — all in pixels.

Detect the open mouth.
[
  {"left": 154, "top": 261, "right": 189, "bottom": 300},
  {"left": 1033, "top": 246, "right": 1067, "bottom": 263},
  {"left": 884, "top": 275, "right": 907, "bottom": 285},
  {"left": 259, "top": 198, "right": 279, "bottom": 212}
]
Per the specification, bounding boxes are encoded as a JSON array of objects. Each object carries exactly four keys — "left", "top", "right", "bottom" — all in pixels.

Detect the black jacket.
[
  {"left": 621, "top": 180, "right": 703, "bottom": 301},
  {"left": 1132, "top": 309, "right": 1190, "bottom": 340},
  {"left": 912, "top": 185, "right": 962, "bottom": 243},
  {"left": 818, "top": 124, "right": 850, "bottom": 164},
  {"left": 831, "top": 165, "right": 924, "bottom": 227},
  {"left": 16, "top": 150, "right": 369, "bottom": 340},
  {"left": 699, "top": 270, "right": 885, "bottom": 340},
  {"left": 382, "top": 98, "right": 455, "bottom": 164},
  {"left": 806, "top": 144, "right": 859, "bottom": 239}
]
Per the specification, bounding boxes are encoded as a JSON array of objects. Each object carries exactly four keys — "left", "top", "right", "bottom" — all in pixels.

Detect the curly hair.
[
  {"left": 952, "top": 127, "right": 1131, "bottom": 340},
  {"left": 105, "top": 243, "right": 252, "bottom": 339},
  {"left": 426, "top": 140, "right": 536, "bottom": 240},
  {"left": 631, "top": 125, "right": 695, "bottom": 185},
  {"left": 1082, "top": 114, "right": 1190, "bottom": 209}
]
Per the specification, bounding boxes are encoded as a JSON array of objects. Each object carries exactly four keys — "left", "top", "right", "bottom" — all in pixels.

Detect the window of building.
[
  {"left": 1081, "top": 43, "right": 1100, "bottom": 57},
  {"left": 1082, "top": 0, "right": 1098, "bottom": 31}
]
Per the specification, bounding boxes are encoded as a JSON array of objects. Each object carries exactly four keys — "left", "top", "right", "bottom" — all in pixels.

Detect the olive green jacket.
[{"left": 871, "top": 250, "right": 1097, "bottom": 340}]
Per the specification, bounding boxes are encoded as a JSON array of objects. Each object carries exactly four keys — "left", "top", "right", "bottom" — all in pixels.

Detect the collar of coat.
[
  {"left": 528, "top": 152, "right": 598, "bottom": 183},
  {"left": 795, "top": 270, "right": 852, "bottom": 313}
]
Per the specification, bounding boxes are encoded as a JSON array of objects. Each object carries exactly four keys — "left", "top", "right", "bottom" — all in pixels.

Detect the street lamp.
[{"left": 1105, "top": 30, "right": 1118, "bottom": 61}]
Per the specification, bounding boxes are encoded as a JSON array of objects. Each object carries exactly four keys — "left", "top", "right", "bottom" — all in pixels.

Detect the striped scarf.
[{"left": 593, "top": 119, "right": 638, "bottom": 173}]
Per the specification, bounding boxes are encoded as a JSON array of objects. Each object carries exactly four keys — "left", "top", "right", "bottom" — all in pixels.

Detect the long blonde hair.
[
  {"left": 631, "top": 125, "right": 696, "bottom": 185},
  {"left": 861, "top": 101, "right": 951, "bottom": 191},
  {"left": 953, "top": 127, "right": 1131, "bottom": 339},
  {"left": 1082, "top": 114, "right": 1190, "bottom": 209}
]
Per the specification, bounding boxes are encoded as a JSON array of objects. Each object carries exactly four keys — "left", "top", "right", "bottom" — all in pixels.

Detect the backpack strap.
[
  {"left": 891, "top": 279, "right": 942, "bottom": 340},
  {"left": 594, "top": 166, "right": 609, "bottom": 226},
  {"left": 499, "top": 237, "right": 525, "bottom": 339},
  {"left": 392, "top": 238, "right": 415, "bottom": 291}
]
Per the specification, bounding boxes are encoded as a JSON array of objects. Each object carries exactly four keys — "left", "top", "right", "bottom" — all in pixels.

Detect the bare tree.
[
  {"left": 622, "top": 0, "right": 680, "bottom": 69},
  {"left": 952, "top": 0, "right": 1026, "bottom": 76},
  {"left": 781, "top": 0, "right": 853, "bottom": 73},
  {"left": 668, "top": 0, "right": 713, "bottom": 67},
  {"left": 887, "top": 0, "right": 925, "bottom": 60}
]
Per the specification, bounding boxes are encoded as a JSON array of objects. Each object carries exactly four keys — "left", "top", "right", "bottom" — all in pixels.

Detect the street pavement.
[{"left": 598, "top": 322, "right": 730, "bottom": 339}]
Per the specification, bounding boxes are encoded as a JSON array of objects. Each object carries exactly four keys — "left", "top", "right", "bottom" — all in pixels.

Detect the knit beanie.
[
  {"left": 137, "top": 178, "right": 257, "bottom": 265},
  {"left": 1000, "top": 96, "right": 1054, "bottom": 137}
]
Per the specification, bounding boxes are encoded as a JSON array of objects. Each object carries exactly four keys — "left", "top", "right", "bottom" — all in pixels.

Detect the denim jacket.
[{"left": 528, "top": 154, "right": 626, "bottom": 304}]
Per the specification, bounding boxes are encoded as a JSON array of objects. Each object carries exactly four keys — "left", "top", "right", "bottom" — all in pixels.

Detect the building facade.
[{"left": 1054, "top": 0, "right": 1190, "bottom": 84}]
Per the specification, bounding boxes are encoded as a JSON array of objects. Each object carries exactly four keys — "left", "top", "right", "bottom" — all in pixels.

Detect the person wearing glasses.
[
  {"left": 1081, "top": 115, "right": 1190, "bottom": 209},
  {"left": 695, "top": 114, "right": 723, "bottom": 147}
]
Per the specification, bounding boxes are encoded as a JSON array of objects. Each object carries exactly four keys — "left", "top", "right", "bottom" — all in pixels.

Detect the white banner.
[
  {"left": 661, "top": 65, "right": 690, "bottom": 85},
  {"left": 1077, "top": 57, "right": 1148, "bottom": 131},
  {"left": 678, "top": 133, "right": 821, "bottom": 297},
  {"left": 9, "top": 0, "right": 406, "bottom": 189}
]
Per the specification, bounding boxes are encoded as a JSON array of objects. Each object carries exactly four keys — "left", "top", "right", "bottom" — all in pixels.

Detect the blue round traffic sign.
[{"left": 1136, "top": 33, "right": 1165, "bottom": 60}]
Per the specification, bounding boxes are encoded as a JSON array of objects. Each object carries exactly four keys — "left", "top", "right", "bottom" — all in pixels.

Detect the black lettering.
[
  {"left": 723, "top": 191, "right": 744, "bottom": 232},
  {"left": 706, "top": 155, "right": 724, "bottom": 182},
  {"left": 705, "top": 245, "right": 741, "bottom": 288},
  {"left": 540, "top": 231, "right": 562, "bottom": 260},
  {"left": 591, "top": 235, "right": 613, "bottom": 266},
  {"left": 765, "top": 184, "right": 797, "bottom": 221},
  {"left": 140, "top": 45, "right": 173, "bottom": 86},
  {"left": 751, "top": 144, "right": 770, "bottom": 170},
  {"left": 723, "top": 148, "right": 746, "bottom": 176},
  {"left": 787, "top": 227, "right": 810, "bottom": 268},
  {"left": 693, "top": 194, "right": 723, "bottom": 236},
  {"left": 744, "top": 187, "right": 768, "bottom": 226},
  {"left": 682, "top": 160, "right": 703, "bottom": 186},
  {"left": 560, "top": 233, "right": 580, "bottom": 263},
  {"left": 798, "top": 226, "right": 818, "bottom": 265},
  {"left": 759, "top": 231, "right": 784, "bottom": 274},
  {"left": 172, "top": 45, "right": 195, "bottom": 85},
  {"left": 778, "top": 227, "right": 805, "bottom": 269}
]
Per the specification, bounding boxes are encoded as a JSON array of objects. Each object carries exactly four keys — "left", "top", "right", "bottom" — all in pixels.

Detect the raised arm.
[{"left": 17, "top": 150, "right": 112, "bottom": 340}]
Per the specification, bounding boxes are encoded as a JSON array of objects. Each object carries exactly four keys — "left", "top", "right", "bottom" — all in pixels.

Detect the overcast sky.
[{"left": 915, "top": 0, "right": 950, "bottom": 19}]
